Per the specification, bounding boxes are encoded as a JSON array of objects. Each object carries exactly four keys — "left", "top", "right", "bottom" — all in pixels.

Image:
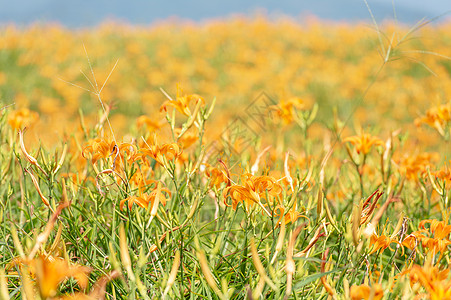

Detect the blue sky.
[{"left": 0, "top": 0, "right": 450, "bottom": 27}]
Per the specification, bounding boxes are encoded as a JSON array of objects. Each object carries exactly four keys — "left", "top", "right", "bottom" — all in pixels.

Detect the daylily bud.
[
  {"left": 19, "top": 130, "right": 48, "bottom": 176},
  {"left": 24, "top": 168, "right": 52, "bottom": 211}
]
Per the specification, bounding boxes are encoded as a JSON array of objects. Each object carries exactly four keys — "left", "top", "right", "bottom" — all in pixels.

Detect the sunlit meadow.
[{"left": 1, "top": 15, "right": 451, "bottom": 299}]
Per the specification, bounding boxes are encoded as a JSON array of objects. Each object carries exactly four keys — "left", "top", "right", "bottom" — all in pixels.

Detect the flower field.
[{"left": 1, "top": 17, "right": 451, "bottom": 299}]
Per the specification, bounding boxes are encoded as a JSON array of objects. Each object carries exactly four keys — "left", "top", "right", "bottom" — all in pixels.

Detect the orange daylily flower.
[
  {"left": 369, "top": 232, "right": 402, "bottom": 255},
  {"left": 420, "top": 219, "right": 451, "bottom": 240},
  {"left": 432, "top": 161, "right": 451, "bottom": 185},
  {"left": 134, "top": 139, "right": 182, "bottom": 166},
  {"left": 120, "top": 185, "right": 171, "bottom": 211},
  {"left": 408, "top": 264, "right": 451, "bottom": 300},
  {"left": 223, "top": 173, "right": 283, "bottom": 217},
  {"left": 129, "top": 165, "right": 155, "bottom": 194},
  {"left": 174, "top": 128, "right": 199, "bottom": 149},
  {"left": 273, "top": 204, "right": 304, "bottom": 225},
  {"left": 344, "top": 132, "right": 384, "bottom": 155},
  {"left": 402, "top": 233, "right": 420, "bottom": 251},
  {"left": 136, "top": 115, "right": 163, "bottom": 132},
  {"left": 415, "top": 101, "right": 451, "bottom": 135},
  {"left": 397, "top": 152, "right": 439, "bottom": 181},
  {"left": 160, "top": 85, "right": 205, "bottom": 117},
  {"left": 350, "top": 283, "right": 383, "bottom": 300},
  {"left": 204, "top": 163, "right": 231, "bottom": 189},
  {"left": 8, "top": 107, "right": 39, "bottom": 130},
  {"left": 271, "top": 97, "right": 304, "bottom": 125},
  {"left": 223, "top": 173, "right": 282, "bottom": 210},
  {"left": 403, "top": 219, "right": 451, "bottom": 255},
  {"left": 14, "top": 255, "right": 91, "bottom": 299},
  {"left": 53, "top": 270, "right": 120, "bottom": 300},
  {"left": 82, "top": 138, "right": 136, "bottom": 168}
]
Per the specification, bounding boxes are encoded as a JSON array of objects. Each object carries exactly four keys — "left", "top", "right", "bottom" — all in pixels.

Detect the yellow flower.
[{"left": 344, "top": 132, "right": 384, "bottom": 155}]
